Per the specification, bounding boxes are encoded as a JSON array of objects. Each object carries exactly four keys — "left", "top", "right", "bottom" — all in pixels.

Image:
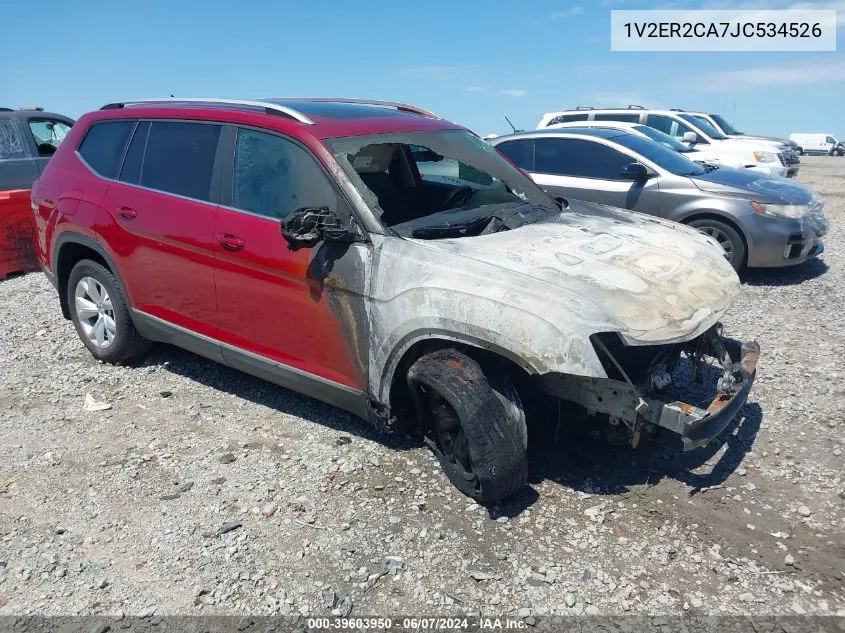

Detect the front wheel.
[
  {"left": 688, "top": 218, "right": 746, "bottom": 271},
  {"left": 407, "top": 349, "right": 528, "bottom": 504}
]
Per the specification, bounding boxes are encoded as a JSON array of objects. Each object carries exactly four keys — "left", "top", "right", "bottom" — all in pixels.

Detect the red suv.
[{"left": 33, "top": 98, "right": 758, "bottom": 504}]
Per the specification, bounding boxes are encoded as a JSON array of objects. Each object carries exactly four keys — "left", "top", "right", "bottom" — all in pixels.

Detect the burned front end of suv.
[{"left": 537, "top": 324, "right": 759, "bottom": 450}]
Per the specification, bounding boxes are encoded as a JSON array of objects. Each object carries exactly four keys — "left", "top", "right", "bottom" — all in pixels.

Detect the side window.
[
  {"left": 78, "top": 120, "right": 134, "bottom": 178},
  {"left": 496, "top": 140, "right": 533, "bottom": 171},
  {"left": 119, "top": 121, "right": 150, "bottom": 185},
  {"left": 233, "top": 128, "right": 335, "bottom": 219},
  {"left": 141, "top": 121, "right": 221, "bottom": 201},
  {"left": 645, "top": 114, "right": 674, "bottom": 136},
  {"left": 0, "top": 119, "right": 27, "bottom": 160},
  {"left": 534, "top": 138, "right": 632, "bottom": 180},
  {"left": 28, "top": 119, "right": 72, "bottom": 157},
  {"left": 547, "top": 113, "right": 588, "bottom": 126},
  {"left": 594, "top": 113, "right": 640, "bottom": 122},
  {"left": 826, "top": 136, "right": 835, "bottom": 144}
]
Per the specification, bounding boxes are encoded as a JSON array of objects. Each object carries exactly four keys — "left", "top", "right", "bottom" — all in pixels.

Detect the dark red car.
[{"left": 32, "top": 98, "right": 758, "bottom": 504}]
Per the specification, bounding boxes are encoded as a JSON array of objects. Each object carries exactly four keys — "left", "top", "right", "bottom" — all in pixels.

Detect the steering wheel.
[{"left": 441, "top": 186, "right": 474, "bottom": 210}]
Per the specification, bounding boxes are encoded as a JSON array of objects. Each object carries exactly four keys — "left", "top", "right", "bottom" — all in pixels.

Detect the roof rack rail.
[
  {"left": 627, "top": 104, "right": 645, "bottom": 110},
  {"left": 269, "top": 97, "right": 440, "bottom": 119},
  {"left": 574, "top": 106, "right": 594, "bottom": 110},
  {"left": 99, "top": 98, "right": 314, "bottom": 125},
  {"left": 669, "top": 108, "right": 685, "bottom": 112},
  {"left": 20, "top": 106, "right": 44, "bottom": 111}
]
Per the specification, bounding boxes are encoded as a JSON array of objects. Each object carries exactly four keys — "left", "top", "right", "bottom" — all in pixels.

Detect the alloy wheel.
[
  {"left": 74, "top": 276, "right": 116, "bottom": 349},
  {"left": 698, "top": 226, "right": 734, "bottom": 263}
]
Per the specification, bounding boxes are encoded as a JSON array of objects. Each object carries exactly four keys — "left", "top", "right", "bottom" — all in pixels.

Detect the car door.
[
  {"left": 529, "top": 137, "right": 661, "bottom": 214},
  {"left": 213, "top": 126, "right": 370, "bottom": 392},
  {"left": 0, "top": 117, "right": 39, "bottom": 190},
  {"left": 97, "top": 119, "right": 222, "bottom": 339}
]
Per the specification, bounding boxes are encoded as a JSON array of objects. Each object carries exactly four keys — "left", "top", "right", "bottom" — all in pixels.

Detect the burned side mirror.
[{"left": 280, "top": 207, "right": 363, "bottom": 252}]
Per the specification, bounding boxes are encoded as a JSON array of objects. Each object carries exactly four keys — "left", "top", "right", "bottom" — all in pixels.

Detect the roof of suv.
[
  {"left": 0, "top": 107, "right": 73, "bottom": 121},
  {"left": 93, "top": 98, "right": 461, "bottom": 139}
]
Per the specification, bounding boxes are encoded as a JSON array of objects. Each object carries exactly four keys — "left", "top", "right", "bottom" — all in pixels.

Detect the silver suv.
[{"left": 492, "top": 127, "right": 827, "bottom": 270}]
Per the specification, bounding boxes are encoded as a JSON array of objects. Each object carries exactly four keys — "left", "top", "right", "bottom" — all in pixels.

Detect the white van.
[{"left": 789, "top": 133, "right": 844, "bottom": 156}]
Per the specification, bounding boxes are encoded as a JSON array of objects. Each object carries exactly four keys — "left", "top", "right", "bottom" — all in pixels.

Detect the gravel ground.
[{"left": 0, "top": 156, "right": 843, "bottom": 619}]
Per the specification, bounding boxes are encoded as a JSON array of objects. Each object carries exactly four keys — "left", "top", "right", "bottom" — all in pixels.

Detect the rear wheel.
[
  {"left": 688, "top": 218, "right": 746, "bottom": 271},
  {"left": 67, "top": 260, "right": 150, "bottom": 364},
  {"left": 407, "top": 349, "right": 528, "bottom": 504}
]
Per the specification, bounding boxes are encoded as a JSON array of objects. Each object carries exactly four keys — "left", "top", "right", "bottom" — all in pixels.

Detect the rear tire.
[
  {"left": 407, "top": 349, "right": 528, "bottom": 504},
  {"left": 67, "top": 259, "right": 150, "bottom": 364},
  {"left": 688, "top": 218, "right": 746, "bottom": 271}
]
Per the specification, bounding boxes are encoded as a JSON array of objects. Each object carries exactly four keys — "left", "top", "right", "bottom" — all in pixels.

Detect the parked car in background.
[
  {"left": 544, "top": 120, "right": 747, "bottom": 170},
  {"left": 686, "top": 111, "right": 800, "bottom": 176},
  {"left": 537, "top": 107, "right": 793, "bottom": 178},
  {"left": 492, "top": 127, "right": 827, "bottom": 270},
  {"left": 0, "top": 107, "right": 74, "bottom": 190},
  {"left": 789, "top": 133, "right": 844, "bottom": 156},
  {"left": 33, "top": 97, "right": 760, "bottom": 504}
]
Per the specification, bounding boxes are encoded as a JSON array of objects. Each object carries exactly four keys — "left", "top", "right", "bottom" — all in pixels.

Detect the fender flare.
[{"left": 375, "top": 327, "right": 540, "bottom": 405}]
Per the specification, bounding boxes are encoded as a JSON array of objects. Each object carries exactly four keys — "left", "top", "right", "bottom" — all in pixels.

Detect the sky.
[{"left": 2, "top": 0, "right": 843, "bottom": 139}]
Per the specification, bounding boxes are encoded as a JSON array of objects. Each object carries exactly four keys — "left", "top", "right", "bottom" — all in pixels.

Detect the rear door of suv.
[{"left": 95, "top": 118, "right": 223, "bottom": 339}]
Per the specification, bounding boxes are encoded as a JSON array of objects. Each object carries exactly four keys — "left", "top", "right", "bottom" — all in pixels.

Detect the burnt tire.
[
  {"left": 688, "top": 218, "right": 746, "bottom": 271},
  {"left": 67, "top": 259, "right": 150, "bottom": 364},
  {"left": 407, "top": 349, "right": 528, "bottom": 504}
]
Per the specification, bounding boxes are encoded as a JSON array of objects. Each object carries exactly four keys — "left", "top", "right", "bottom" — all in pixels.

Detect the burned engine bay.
[{"left": 536, "top": 324, "right": 760, "bottom": 450}]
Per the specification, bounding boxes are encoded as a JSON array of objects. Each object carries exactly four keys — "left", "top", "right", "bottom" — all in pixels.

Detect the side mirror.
[
  {"left": 554, "top": 196, "right": 569, "bottom": 209},
  {"left": 682, "top": 131, "right": 700, "bottom": 144},
  {"left": 280, "top": 207, "right": 362, "bottom": 251},
  {"left": 620, "top": 162, "right": 650, "bottom": 181}
]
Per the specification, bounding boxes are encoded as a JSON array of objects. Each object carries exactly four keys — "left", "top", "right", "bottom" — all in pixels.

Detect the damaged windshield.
[{"left": 326, "top": 130, "right": 560, "bottom": 239}]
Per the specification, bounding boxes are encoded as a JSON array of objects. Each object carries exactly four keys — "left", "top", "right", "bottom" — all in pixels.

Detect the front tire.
[
  {"left": 407, "top": 349, "right": 528, "bottom": 504},
  {"left": 67, "top": 259, "right": 150, "bottom": 364},
  {"left": 688, "top": 218, "right": 746, "bottom": 271}
]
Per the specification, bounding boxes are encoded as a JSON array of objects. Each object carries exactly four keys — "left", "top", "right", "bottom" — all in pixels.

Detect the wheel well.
[
  {"left": 682, "top": 212, "right": 749, "bottom": 265},
  {"left": 387, "top": 339, "right": 533, "bottom": 432},
  {"left": 55, "top": 242, "right": 112, "bottom": 319}
]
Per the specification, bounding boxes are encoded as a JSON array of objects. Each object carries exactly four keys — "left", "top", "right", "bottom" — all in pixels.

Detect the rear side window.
[
  {"left": 534, "top": 138, "right": 631, "bottom": 180},
  {"left": 78, "top": 120, "right": 134, "bottom": 178},
  {"left": 141, "top": 122, "right": 221, "bottom": 201},
  {"left": 0, "top": 119, "right": 27, "bottom": 160},
  {"left": 645, "top": 114, "right": 674, "bottom": 135},
  {"left": 496, "top": 140, "right": 533, "bottom": 171},
  {"left": 546, "top": 113, "right": 588, "bottom": 126},
  {"left": 232, "top": 128, "right": 335, "bottom": 219},
  {"left": 119, "top": 121, "right": 150, "bottom": 185},
  {"left": 594, "top": 113, "right": 640, "bottom": 122}
]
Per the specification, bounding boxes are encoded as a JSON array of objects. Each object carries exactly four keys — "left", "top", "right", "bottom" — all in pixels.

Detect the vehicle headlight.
[
  {"left": 753, "top": 151, "right": 778, "bottom": 163},
  {"left": 750, "top": 201, "right": 808, "bottom": 218}
]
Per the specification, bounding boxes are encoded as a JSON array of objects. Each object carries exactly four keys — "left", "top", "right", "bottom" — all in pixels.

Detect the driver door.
[
  {"left": 213, "top": 126, "right": 370, "bottom": 391},
  {"left": 529, "top": 137, "right": 662, "bottom": 215}
]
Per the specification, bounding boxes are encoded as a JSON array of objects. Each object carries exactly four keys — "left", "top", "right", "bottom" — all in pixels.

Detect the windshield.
[
  {"left": 612, "top": 133, "right": 707, "bottom": 177},
  {"left": 327, "top": 130, "right": 560, "bottom": 239},
  {"left": 709, "top": 113, "right": 741, "bottom": 135},
  {"left": 632, "top": 124, "right": 694, "bottom": 153},
  {"left": 680, "top": 114, "right": 727, "bottom": 140}
]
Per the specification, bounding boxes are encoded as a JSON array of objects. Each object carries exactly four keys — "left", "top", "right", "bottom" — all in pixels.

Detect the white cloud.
[
  {"left": 465, "top": 85, "right": 486, "bottom": 92},
  {"left": 551, "top": 5, "right": 584, "bottom": 19},
  {"left": 500, "top": 89, "right": 528, "bottom": 97},
  {"left": 789, "top": 0, "right": 845, "bottom": 25},
  {"left": 395, "top": 66, "right": 467, "bottom": 80},
  {"left": 690, "top": 56, "right": 845, "bottom": 90}
]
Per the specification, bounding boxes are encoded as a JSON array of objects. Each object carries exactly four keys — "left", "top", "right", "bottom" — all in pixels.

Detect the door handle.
[
  {"left": 217, "top": 233, "right": 246, "bottom": 251},
  {"left": 118, "top": 206, "right": 137, "bottom": 219}
]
